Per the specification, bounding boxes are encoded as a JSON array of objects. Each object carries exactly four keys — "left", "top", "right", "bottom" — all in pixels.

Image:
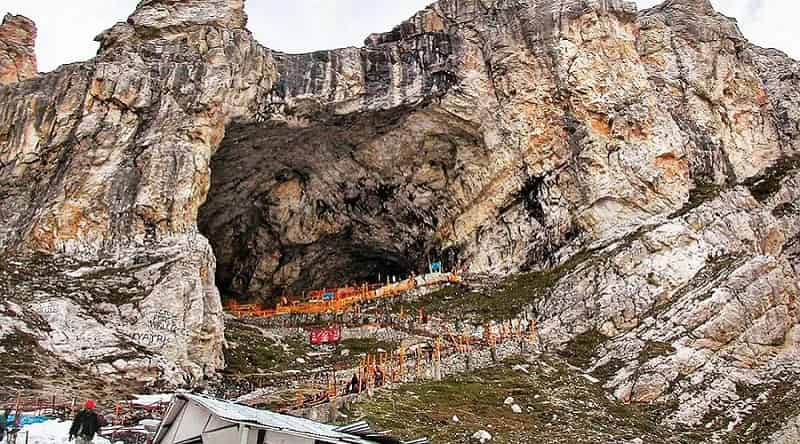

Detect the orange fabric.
[{"left": 228, "top": 274, "right": 459, "bottom": 319}]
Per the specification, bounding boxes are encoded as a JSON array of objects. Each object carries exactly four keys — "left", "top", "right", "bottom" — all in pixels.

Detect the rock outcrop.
[
  {"left": 199, "top": 0, "right": 795, "bottom": 303},
  {"left": 0, "top": 14, "right": 37, "bottom": 85},
  {"left": 1, "top": 0, "right": 275, "bottom": 387},
  {"left": 1, "top": 0, "right": 800, "bottom": 439}
]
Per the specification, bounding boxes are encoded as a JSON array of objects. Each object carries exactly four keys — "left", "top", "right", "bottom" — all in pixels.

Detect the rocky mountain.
[
  {"left": 0, "top": 0, "right": 276, "bottom": 388},
  {"left": 0, "top": 14, "right": 37, "bottom": 85},
  {"left": 1, "top": 0, "right": 799, "bottom": 440}
]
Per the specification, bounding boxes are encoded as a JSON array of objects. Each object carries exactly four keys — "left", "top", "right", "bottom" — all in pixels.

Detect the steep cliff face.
[
  {"left": 0, "top": 14, "right": 36, "bottom": 85},
  {"left": 528, "top": 2, "right": 800, "bottom": 433},
  {"left": 198, "top": 0, "right": 798, "bottom": 436},
  {"left": 200, "top": 0, "right": 796, "bottom": 301},
  {"left": 0, "top": 0, "right": 275, "bottom": 387},
  {"left": 1, "top": 0, "right": 800, "bottom": 438}
]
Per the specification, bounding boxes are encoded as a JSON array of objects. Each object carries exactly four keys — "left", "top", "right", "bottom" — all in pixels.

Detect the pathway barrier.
[
  {"left": 227, "top": 273, "right": 460, "bottom": 319},
  {"left": 227, "top": 319, "right": 541, "bottom": 412}
]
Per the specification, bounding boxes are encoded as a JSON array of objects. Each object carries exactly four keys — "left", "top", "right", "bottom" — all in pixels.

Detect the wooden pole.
[
  {"left": 399, "top": 346, "right": 406, "bottom": 380},
  {"left": 415, "top": 348, "right": 422, "bottom": 379},
  {"left": 435, "top": 337, "right": 442, "bottom": 381},
  {"left": 445, "top": 326, "right": 461, "bottom": 353}
]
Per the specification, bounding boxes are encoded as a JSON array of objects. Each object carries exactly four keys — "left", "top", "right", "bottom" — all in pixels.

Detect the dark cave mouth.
[
  {"left": 196, "top": 176, "right": 422, "bottom": 302},
  {"left": 197, "top": 117, "right": 429, "bottom": 304},
  {"left": 294, "top": 242, "right": 415, "bottom": 289},
  {"left": 212, "top": 240, "right": 416, "bottom": 303},
  {"left": 197, "top": 99, "right": 484, "bottom": 303}
]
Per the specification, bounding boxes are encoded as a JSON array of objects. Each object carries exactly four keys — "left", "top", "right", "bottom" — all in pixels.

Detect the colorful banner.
[{"left": 310, "top": 325, "right": 341, "bottom": 345}]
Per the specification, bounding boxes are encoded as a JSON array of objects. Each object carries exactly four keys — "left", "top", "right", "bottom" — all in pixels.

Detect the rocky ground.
[
  {"left": 219, "top": 263, "right": 800, "bottom": 442},
  {"left": 344, "top": 354, "right": 800, "bottom": 444},
  {"left": 344, "top": 356, "right": 677, "bottom": 444}
]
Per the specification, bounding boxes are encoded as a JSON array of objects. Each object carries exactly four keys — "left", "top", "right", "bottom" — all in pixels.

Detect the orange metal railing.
[{"left": 227, "top": 273, "right": 460, "bottom": 319}]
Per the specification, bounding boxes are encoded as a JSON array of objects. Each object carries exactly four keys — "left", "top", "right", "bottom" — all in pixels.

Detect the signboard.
[{"left": 310, "top": 325, "right": 342, "bottom": 345}]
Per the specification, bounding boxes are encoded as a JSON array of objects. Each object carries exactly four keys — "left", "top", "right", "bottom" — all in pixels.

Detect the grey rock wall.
[{"left": 0, "top": 0, "right": 275, "bottom": 387}]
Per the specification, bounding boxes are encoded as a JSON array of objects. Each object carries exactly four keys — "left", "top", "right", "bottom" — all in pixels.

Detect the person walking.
[
  {"left": 69, "top": 400, "right": 106, "bottom": 444},
  {"left": 346, "top": 374, "right": 360, "bottom": 395},
  {"left": 7, "top": 405, "right": 20, "bottom": 444}
]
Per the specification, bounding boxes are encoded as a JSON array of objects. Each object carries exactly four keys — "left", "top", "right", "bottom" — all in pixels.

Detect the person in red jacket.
[{"left": 69, "top": 400, "right": 106, "bottom": 444}]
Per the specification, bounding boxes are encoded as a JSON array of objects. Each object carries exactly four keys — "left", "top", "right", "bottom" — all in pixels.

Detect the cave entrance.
[{"left": 198, "top": 107, "right": 463, "bottom": 304}]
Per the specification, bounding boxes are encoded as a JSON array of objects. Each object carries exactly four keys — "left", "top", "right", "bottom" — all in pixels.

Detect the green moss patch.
[
  {"left": 670, "top": 182, "right": 723, "bottom": 219},
  {"left": 0, "top": 329, "right": 47, "bottom": 387},
  {"left": 558, "top": 330, "right": 608, "bottom": 369},
  {"left": 337, "top": 338, "right": 399, "bottom": 360},
  {"left": 223, "top": 321, "right": 310, "bottom": 375},
  {"left": 342, "top": 356, "right": 681, "bottom": 443},
  {"left": 723, "top": 378, "right": 800, "bottom": 443},
  {"left": 592, "top": 358, "right": 628, "bottom": 380},
  {"left": 638, "top": 341, "right": 676, "bottom": 365},
  {"left": 392, "top": 250, "right": 600, "bottom": 324}
]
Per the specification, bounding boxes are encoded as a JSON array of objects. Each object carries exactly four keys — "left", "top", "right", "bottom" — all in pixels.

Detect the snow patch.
[
  {"left": 472, "top": 430, "right": 492, "bottom": 443},
  {"left": 19, "top": 420, "right": 111, "bottom": 444}
]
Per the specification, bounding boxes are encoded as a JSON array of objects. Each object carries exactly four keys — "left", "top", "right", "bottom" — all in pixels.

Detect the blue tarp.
[{"left": 6, "top": 415, "right": 51, "bottom": 428}]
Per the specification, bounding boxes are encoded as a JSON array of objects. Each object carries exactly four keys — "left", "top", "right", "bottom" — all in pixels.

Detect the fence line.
[{"left": 227, "top": 273, "right": 460, "bottom": 319}]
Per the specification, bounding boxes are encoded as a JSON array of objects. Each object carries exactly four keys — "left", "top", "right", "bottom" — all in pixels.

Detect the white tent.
[{"left": 153, "top": 393, "right": 426, "bottom": 444}]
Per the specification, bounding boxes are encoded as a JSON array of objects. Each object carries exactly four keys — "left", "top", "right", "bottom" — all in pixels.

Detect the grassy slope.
[{"left": 341, "top": 356, "right": 679, "bottom": 444}]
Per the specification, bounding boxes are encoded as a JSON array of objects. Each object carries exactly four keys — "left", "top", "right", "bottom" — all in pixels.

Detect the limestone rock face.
[
  {"left": 197, "top": 0, "right": 800, "bottom": 437},
  {"left": 1, "top": 0, "right": 800, "bottom": 437},
  {"left": 127, "top": 0, "right": 247, "bottom": 32},
  {"left": 200, "top": 0, "right": 795, "bottom": 300},
  {"left": 0, "top": 0, "right": 275, "bottom": 387},
  {"left": 203, "top": 0, "right": 692, "bottom": 296},
  {"left": 770, "top": 414, "right": 800, "bottom": 444},
  {"left": 0, "top": 14, "right": 37, "bottom": 85}
]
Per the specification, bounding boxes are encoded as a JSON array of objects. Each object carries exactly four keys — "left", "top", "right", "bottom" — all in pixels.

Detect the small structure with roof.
[{"left": 153, "top": 393, "right": 427, "bottom": 444}]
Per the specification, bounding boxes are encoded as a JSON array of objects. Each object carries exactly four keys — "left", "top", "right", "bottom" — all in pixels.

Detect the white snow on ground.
[{"left": 18, "top": 420, "right": 111, "bottom": 444}]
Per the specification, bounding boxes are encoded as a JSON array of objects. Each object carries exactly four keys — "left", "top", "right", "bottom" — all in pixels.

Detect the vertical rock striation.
[
  {"left": 197, "top": 0, "right": 800, "bottom": 435},
  {"left": 0, "top": 14, "right": 37, "bottom": 85},
  {"left": 1, "top": 0, "right": 276, "bottom": 387},
  {"left": 202, "top": 0, "right": 796, "bottom": 300}
]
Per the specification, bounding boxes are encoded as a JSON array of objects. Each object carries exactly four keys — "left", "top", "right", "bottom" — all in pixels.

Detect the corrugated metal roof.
[
  {"left": 334, "top": 420, "right": 371, "bottom": 434},
  {"left": 335, "top": 420, "right": 429, "bottom": 444},
  {"left": 176, "top": 394, "right": 375, "bottom": 444}
]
